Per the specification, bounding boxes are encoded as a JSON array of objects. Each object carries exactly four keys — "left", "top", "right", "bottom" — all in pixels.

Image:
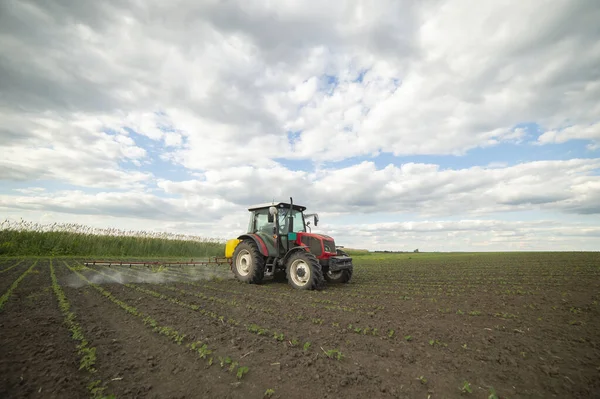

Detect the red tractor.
[{"left": 224, "top": 198, "right": 353, "bottom": 290}]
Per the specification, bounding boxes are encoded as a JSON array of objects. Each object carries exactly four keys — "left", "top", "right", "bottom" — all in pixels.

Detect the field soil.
[{"left": 0, "top": 252, "right": 599, "bottom": 398}]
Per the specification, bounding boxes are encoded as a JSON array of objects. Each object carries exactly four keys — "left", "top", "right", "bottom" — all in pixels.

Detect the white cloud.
[
  {"left": 537, "top": 122, "right": 600, "bottom": 149},
  {"left": 1, "top": 0, "right": 599, "bottom": 251},
  {"left": 0, "top": 190, "right": 237, "bottom": 222},
  {"left": 3, "top": 0, "right": 598, "bottom": 171},
  {"left": 158, "top": 158, "right": 600, "bottom": 216},
  {"left": 0, "top": 111, "right": 150, "bottom": 188},
  {"left": 5, "top": 159, "right": 597, "bottom": 221},
  {"left": 321, "top": 219, "right": 600, "bottom": 252},
  {"left": 13, "top": 187, "right": 46, "bottom": 195}
]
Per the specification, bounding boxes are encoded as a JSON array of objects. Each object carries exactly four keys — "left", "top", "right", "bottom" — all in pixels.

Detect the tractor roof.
[{"left": 248, "top": 202, "right": 307, "bottom": 212}]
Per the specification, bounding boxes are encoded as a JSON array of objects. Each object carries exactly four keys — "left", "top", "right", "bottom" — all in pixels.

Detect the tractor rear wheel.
[
  {"left": 286, "top": 251, "right": 325, "bottom": 290},
  {"left": 232, "top": 239, "right": 265, "bottom": 284}
]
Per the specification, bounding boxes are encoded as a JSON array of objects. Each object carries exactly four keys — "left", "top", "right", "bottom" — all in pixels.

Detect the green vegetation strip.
[
  {"left": 0, "top": 219, "right": 224, "bottom": 257},
  {"left": 0, "top": 259, "right": 25, "bottom": 273},
  {"left": 0, "top": 260, "right": 38, "bottom": 310},
  {"left": 50, "top": 261, "right": 114, "bottom": 399},
  {"left": 65, "top": 262, "right": 250, "bottom": 380}
]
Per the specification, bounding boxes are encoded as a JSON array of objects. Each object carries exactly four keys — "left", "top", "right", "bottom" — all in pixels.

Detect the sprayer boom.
[{"left": 83, "top": 257, "right": 233, "bottom": 268}]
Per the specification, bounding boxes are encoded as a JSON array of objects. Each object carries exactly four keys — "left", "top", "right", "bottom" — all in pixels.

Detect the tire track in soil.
[
  {"left": 59, "top": 261, "right": 264, "bottom": 399},
  {"left": 83, "top": 267, "right": 391, "bottom": 399},
  {"left": 0, "top": 259, "right": 89, "bottom": 399}
]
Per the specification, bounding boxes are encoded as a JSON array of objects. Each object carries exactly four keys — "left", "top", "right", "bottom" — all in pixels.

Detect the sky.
[{"left": 1, "top": 0, "right": 600, "bottom": 252}]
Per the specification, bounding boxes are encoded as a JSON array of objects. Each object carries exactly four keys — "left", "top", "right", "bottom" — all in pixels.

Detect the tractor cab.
[
  {"left": 225, "top": 198, "right": 353, "bottom": 290},
  {"left": 248, "top": 202, "right": 308, "bottom": 235}
]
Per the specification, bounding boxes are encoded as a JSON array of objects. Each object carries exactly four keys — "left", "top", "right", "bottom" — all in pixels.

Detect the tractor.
[{"left": 224, "top": 198, "right": 353, "bottom": 290}]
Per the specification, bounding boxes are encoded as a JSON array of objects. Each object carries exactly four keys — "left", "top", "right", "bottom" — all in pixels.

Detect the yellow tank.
[{"left": 225, "top": 238, "right": 241, "bottom": 258}]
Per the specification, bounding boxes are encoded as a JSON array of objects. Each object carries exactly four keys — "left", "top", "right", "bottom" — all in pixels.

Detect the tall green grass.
[{"left": 0, "top": 219, "right": 225, "bottom": 258}]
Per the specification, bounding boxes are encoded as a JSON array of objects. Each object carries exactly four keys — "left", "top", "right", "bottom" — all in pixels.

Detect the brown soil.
[{"left": 0, "top": 253, "right": 599, "bottom": 399}]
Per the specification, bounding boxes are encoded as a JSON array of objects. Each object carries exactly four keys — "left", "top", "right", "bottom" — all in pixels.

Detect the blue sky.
[{"left": 1, "top": 0, "right": 599, "bottom": 251}]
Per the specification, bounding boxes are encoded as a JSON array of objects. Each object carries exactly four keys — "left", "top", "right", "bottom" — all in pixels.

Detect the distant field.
[{"left": 1, "top": 252, "right": 599, "bottom": 398}]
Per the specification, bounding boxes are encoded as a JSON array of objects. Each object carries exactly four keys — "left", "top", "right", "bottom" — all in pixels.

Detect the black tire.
[
  {"left": 232, "top": 239, "right": 265, "bottom": 284},
  {"left": 324, "top": 268, "right": 352, "bottom": 283},
  {"left": 285, "top": 251, "right": 325, "bottom": 290},
  {"left": 324, "top": 249, "right": 353, "bottom": 283}
]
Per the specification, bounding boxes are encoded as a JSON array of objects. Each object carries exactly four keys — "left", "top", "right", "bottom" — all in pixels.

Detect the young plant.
[
  {"left": 323, "top": 348, "right": 343, "bottom": 360},
  {"left": 460, "top": 381, "right": 472, "bottom": 394},
  {"left": 236, "top": 366, "right": 249, "bottom": 379}
]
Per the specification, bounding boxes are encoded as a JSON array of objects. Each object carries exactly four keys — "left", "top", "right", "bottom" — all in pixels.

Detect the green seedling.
[
  {"left": 228, "top": 361, "right": 239, "bottom": 373},
  {"left": 273, "top": 332, "right": 284, "bottom": 341},
  {"left": 323, "top": 348, "right": 343, "bottom": 360},
  {"left": 236, "top": 366, "right": 249, "bottom": 379},
  {"left": 460, "top": 381, "right": 472, "bottom": 394}
]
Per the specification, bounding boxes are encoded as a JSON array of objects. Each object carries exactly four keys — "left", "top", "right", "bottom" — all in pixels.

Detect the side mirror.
[{"left": 314, "top": 215, "right": 319, "bottom": 226}]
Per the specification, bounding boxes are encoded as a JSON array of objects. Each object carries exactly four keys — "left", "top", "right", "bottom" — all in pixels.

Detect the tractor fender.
[
  {"left": 281, "top": 245, "right": 311, "bottom": 267},
  {"left": 237, "top": 234, "right": 269, "bottom": 257}
]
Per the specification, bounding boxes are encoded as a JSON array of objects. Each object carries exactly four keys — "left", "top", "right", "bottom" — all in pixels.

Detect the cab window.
[{"left": 253, "top": 210, "right": 273, "bottom": 233}]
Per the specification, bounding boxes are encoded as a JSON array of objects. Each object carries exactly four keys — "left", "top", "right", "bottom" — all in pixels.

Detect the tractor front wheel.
[
  {"left": 232, "top": 240, "right": 265, "bottom": 284},
  {"left": 286, "top": 251, "right": 325, "bottom": 290},
  {"left": 324, "top": 249, "right": 353, "bottom": 283},
  {"left": 324, "top": 268, "right": 352, "bottom": 283}
]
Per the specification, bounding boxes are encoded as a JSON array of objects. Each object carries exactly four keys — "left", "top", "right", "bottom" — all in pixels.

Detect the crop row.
[
  {"left": 0, "top": 260, "right": 38, "bottom": 311},
  {"left": 131, "top": 265, "right": 386, "bottom": 312},
  {"left": 125, "top": 265, "right": 538, "bottom": 320},
  {"left": 65, "top": 262, "right": 252, "bottom": 381},
  {"left": 96, "top": 265, "right": 522, "bottom": 351},
  {"left": 50, "top": 261, "right": 114, "bottom": 399},
  {"left": 88, "top": 264, "right": 347, "bottom": 360},
  {"left": 0, "top": 259, "right": 26, "bottom": 274},
  {"left": 112, "top": 265, "right": 391, "bottom": 335}
]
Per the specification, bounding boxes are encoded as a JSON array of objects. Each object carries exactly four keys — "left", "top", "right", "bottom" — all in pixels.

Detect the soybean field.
[{"left": 0, "top": 252, "right": 599, "bottom": 399}]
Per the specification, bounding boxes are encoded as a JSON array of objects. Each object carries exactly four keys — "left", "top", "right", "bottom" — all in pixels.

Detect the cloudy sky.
[{"left": 1, "top": 0, "right": 599, "bottom": 251}]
